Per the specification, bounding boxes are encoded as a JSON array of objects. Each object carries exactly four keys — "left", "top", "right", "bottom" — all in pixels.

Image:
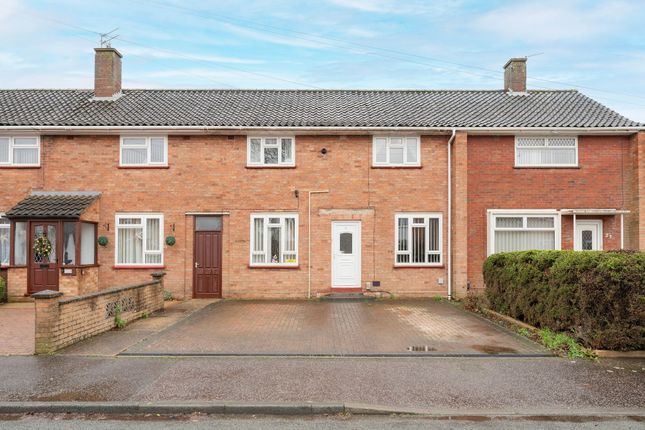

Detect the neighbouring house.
[{"left": 0, "top": 49, "right": 643, "bottom": 301}]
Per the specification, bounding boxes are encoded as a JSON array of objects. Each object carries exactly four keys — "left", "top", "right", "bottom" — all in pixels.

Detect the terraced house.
[{"left": 0, "top": 48, "right": 643, "bottom": 301}]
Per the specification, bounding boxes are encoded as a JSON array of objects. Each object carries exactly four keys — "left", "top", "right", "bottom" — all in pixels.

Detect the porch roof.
[
  {"left": 559, "top": 208, "right": 630, "bottom": 216},
  {"left": 5, "top": 192, "right": 101, "bottom": 219}
]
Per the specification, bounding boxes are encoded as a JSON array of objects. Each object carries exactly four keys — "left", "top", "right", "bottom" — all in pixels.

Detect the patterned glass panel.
[
  {"left": 195, "top": 216, "right": 222, "bottom": 231},
  {"left": 496, "top": 217, "right": 523, "bottom": 228},
  {"left": 527, "top": 217, "right": 555, "bottom": 228},
  {"left": 581, "top": 230, "right": 593, "bottom": 250},
  {"left": 14, "top": 222, "right": 26, "bottom": 265},
  {"left": 264, "top": 147, "right": 279, "bottom": 164}
]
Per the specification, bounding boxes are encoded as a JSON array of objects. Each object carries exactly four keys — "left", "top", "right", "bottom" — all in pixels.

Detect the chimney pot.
[
  {"left": 503, "top": 57, "right": 527, "bottom": 93},
  {"left": 94, "top": 47, "right": 122, "bottom": 98}
]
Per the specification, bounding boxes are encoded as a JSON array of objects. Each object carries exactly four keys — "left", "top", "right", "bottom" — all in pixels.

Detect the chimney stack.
[
  {"left": 94, "top": 47, "right": 122, "bottom": 98},
  {"left": 503, "top": 57, "right": 527, "bottom": 93}
]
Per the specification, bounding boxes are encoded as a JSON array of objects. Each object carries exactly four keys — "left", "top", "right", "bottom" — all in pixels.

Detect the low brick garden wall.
[{"left": 33, "top": 272, "right": 165, "bottom": 354}]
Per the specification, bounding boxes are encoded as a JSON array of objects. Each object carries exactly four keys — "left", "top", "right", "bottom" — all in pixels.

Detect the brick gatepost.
[{"left": 32, "top": 290, "right": 63, "bottom": 354}]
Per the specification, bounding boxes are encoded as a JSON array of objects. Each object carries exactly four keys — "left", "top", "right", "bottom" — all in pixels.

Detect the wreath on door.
[{"left": 33, "top": 235, "right": 53, "bottom": 257}]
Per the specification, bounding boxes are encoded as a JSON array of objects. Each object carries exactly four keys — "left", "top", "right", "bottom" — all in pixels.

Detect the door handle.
[{"left": 194, "top": 262, "right": 200, "bottom": 268}]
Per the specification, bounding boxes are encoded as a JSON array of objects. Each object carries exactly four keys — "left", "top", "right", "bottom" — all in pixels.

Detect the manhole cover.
[{"left": 407, "top": 346, "right": 436, "bottom": 352}]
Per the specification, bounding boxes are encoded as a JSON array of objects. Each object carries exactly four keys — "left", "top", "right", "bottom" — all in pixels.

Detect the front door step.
[{"left": 319, "top": 293, "right": 375, "bottom": 302}]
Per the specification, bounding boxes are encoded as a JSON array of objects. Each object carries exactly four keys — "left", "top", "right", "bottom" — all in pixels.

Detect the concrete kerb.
[{"left": 0, "top": 402, "right": 644, "bottom": 420}]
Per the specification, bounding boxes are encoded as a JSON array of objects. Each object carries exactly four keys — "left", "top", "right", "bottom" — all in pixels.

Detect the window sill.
[
  {"left": 62, "top": 264, "right": 100, "bottom": 269},
  {"left": 372, "top": 165, "right": 422, "bottom": 169},
  {"left": 118, "top": 165, "right": 169, "bottom": 169},
  {"left": 245, "top": 165, "right": 296, "bottom": 169},
  {"left": 514, "top": 165, "right": 580, "bottom": 169},
  {"left": 0, "top": 165, "right": 41, "bottom": 169},
  {"left": 113, "top": 265, "right": 166, "bottom": 269},
  {"left": 248, "top": 264, "right": 300, "bottom": 269},
  {"left": 394, "top": 264, "right": 444, "bottom": 268}
]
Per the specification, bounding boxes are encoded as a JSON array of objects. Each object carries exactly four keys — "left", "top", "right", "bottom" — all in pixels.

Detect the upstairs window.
[
  {"left": 515, "top": 136, "right": 577, "bottom": 167},
  {"left": 120, "top": 136, "right": 167, "bottom": 166},
  {"left": 395, "top": 213, "right": 442, "bottom": 266},
  {"left": 0, "top": 217, "right": 9, "bottom": 266},
  {"left": 115, "top": 214, "right": 164, "bottom": 266},
  {"left": 250, "top": 213, "right": 298, "bottom": 266},
  {"left": 247, "top": 137, "right": 295, "bottom": 166},
  {"left": 373, "top": 137, "right": 420, "bottom": 167},
  {"left": 0, "top": 136, "right": 40, "bottom": 167}
]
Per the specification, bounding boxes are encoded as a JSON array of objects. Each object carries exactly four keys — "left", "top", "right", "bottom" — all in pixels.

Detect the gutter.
[
  {"left": 0, "top": 126, "right": 641, "bottom": 135},
  {"left": 446, "top": 128, "right": 457, "bottom": 301}
]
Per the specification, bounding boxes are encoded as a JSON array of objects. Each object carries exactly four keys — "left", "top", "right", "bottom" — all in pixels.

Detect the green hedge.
[
  {"left": 484, "top": 250, "right": 645, "bottom": 351},
  {"left": 0, "top": 276, "right": 5, "bottom": 303}
]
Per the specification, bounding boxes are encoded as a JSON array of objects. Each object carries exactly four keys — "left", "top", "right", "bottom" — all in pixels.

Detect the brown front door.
[
  {"left": 193, "top": 217, "right": 222, "bottom": 298},
  {"left": 29, "top": 221, "right": 59, "bottom": 293}
]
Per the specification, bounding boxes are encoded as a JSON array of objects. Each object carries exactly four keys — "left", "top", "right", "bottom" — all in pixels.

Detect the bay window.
[
  {"left": 116, "top": 214, "right": 164, "bottom": 266},
  {"left": 373, "top": 137, "right": 420, "bottom": 166},
  {"left": 515, "top": 136, "right": 577, "bottom": 167},
  {"left": 0, "top": 136, "right": 40, "bottom": 167},
  {"left": 395, "top": 213, "right": 442, "bottom": 266},
  {"left": 120, "top": 136, "right": 167, "bottom": 166},
  {"left": 488, "top": 210, "right": 560, "bottom": 255},
  {"left": 247, "top": 137, "right": 295, "bottom": 166},
  {"left": 250, "top": 213, "right": 298, "bottom": 266}
]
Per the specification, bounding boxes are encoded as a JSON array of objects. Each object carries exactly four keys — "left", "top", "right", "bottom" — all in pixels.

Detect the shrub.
[
  {"left": 0, "top": 276, "right": 5, "bottom": 303},
  {"left": 462, "top": 291, "right": 488, "bottom": 313},
  {"left": 484, "top": 250, "right": 644, "bottom": 351},
  {"left": 163, "top": 291, "right": 173, "bottom": 301}
]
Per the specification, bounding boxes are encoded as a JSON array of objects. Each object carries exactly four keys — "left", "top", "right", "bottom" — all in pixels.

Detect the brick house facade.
[{"left": 0, "top": 50, "right": 643, "bottom": 301}]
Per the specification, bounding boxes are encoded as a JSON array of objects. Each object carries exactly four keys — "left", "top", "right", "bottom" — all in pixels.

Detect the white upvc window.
[
  {"left": 120, "top": 136, "right": 168, "bottom": 166},
  {"left": 395, "top": 213, "right": 442, "bottom": 266},
  {"left": 115, "top": 213, "right": 164, "bottom": 266},
  {"left": 488, "top": 210, "right": 561, "bottom": 255},
  {"left": 0, "top": 216, "right": 9, "bottom": 266},
  {"left": 373, "top": 136, "right": 420, "bottom": 166},
  {"left": 247, "top": 137, "right": 295, "bottom": 166},
  {"left": 515, "top": 136, "right": 578, "bottom": 167},
  {"left": 0, "top": 136, "right": 40, "bottom": 167},
  {"left": 250, "top": 213, "right": 298, "bottom": 266}
]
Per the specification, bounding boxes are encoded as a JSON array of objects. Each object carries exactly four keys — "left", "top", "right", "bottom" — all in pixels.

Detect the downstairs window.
[
  {"left": 489, "top": 211, "right": 559, "bottom": 255},
  {"left": 115, "top": 214, "right": 164, "bottom": 266},
  {"left": 395, "top": 213, "right": 442, "bottom": 266},
  {"left": 250, "top": 213, "right": 298, "bottom": 266}
]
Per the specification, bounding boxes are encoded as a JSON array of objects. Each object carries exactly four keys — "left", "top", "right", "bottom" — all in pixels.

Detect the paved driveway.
[
  {"left": 121, "top": 300, "right": 547, "bottom": 356},
  {"left": 0, "top": 303, "right": 35, "bottom": 355}
]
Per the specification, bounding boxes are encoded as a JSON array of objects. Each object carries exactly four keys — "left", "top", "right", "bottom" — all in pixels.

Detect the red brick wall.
[
  {"left": 467, "top": 134, "right": 635, "bottom": 290},
  {"left": 2, "top": 134, "right": 450, "bottom": 299}
]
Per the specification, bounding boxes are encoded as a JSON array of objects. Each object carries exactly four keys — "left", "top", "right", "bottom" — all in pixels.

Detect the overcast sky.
[{"left": 1, "top": 0, "right": 644, "bottom": 122}]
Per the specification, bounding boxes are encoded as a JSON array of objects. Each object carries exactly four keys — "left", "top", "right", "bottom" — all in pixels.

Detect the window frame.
[
  {"left": 394, "top": 212, "right": 443, "bottom": 267},
  {"left": 119, "top": 136, "right": 168, "bottom": 167},
  {"left": 247, "top": 137, "right": 296, "bottom": 167},
  {"left": 514, "top": 136, "right": 578, "bottom": 168},
  {"left": 114, "top": 213, "right": 164, "bottom": 267},
  {"left": 249, "top": 212, "right": 299, "bottom": 267},
  {"left": 487, "top": 209, "right": 561, "bottom": 256},
  {"left": 0, "top": 215, "right": 9, "bottom": 267},
  {"left": 372, "top": 136, "right": 421, "bottom": 167},
  {"left": 0, "top": 136, "right": 41, "bottom": 167}
]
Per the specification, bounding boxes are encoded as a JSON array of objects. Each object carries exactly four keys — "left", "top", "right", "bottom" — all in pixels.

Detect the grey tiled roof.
[
  {"left": 6, "top": 192, "right": 100, "bottom": 219},
  {"left": 0, "top": 89, "right": 640, "bottom": 128}
]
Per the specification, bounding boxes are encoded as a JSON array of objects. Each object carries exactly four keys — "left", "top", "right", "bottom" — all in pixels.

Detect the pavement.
[
  {"left": 3, "top": 415, "right": 644, "bottom": 429},
  {"left": 117, "top": 300, "right": 546, "bottom": 356},
  {"left": 0, "top": 355, "right": 642, "bottom": 409},
  {"left": 0, "top": 303, "right": 34, "bottom": 356}
]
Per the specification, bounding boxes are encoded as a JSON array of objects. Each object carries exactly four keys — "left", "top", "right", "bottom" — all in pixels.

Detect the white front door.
[
  {"left": 575, "top": 220, "right": 603, "bottom": 251},
  {"left": 331, "top": 221, "right": 361, "bottom": 288}
]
